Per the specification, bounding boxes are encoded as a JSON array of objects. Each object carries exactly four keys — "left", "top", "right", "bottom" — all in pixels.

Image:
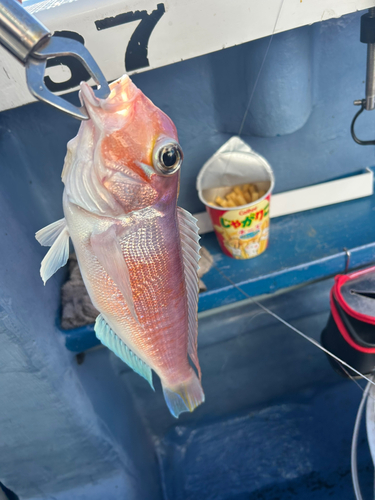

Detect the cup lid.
[{"left": 196, "top": 136, "right": 274, "bottom": 206}]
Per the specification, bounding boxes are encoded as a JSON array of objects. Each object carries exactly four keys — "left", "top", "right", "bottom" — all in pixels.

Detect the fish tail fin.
[{"left": 162, "top": 371, "right": 205, "bottom": 419}]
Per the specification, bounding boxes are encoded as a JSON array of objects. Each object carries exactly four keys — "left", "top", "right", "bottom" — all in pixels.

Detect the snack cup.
[{"left": 197, "top": 137, "right": 274, "bottom": 260}]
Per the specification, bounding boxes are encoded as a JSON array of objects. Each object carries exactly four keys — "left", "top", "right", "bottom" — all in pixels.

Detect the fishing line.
[
  {"left": 340, "top": 364, "right": 375, "bottom": 407},
  {"left": 342, "top": 365, "right": 369, "bottom": 393},
  {"left": 334, "top": 368, "right": 375, "bottom": 500},
  {"left": 208, "top": 0, "right": 375, "bottom": 388},
  {"left": 207, "top": 0, "right": 375, "bottom": 494},
  {"left": 222, "top": 0, "right": 286, "bottom": 175},
  {"left": 212, "top": 263, "right": 375, "bottom": 388},
  {"left": 213, "top": 264, "right": 375, "bottom": 498},
  {"left": 351, "top": 377, "right": 373, "bottom": 500},
  {"left": 237, "top": 0, "right": 285, "bottom": 137}
]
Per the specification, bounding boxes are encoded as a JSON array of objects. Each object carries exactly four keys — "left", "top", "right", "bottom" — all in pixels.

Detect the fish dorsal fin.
[
  {"left": 95, "top": 314, "right": 153, "bottom": 389},
  {"left": 177, "top": 207, "right": 201, "bottom": 379},
  {"left": 90, "top": 225, "right": 139, "bottom": 323},
  {"left": 35, "top": 219, "right": 69, "bottom": 284}
]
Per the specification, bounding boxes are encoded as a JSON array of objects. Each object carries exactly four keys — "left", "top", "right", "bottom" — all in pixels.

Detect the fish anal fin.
[
  {"left": 177, "top": 207, "right": 201, "bottom": 379},
  {"left": 162, "top": 371, "right": 205, "bottom": 418},
  {"left": 90, "top": 225, "right": 139, "bottom": 323},
  {"left": 95, "top": 314, "right": 153, "bottom": 389}
]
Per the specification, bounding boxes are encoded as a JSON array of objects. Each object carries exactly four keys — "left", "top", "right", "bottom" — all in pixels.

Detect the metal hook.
[{"left": 350, "top": 99, "right": 375, "bottom": 146}]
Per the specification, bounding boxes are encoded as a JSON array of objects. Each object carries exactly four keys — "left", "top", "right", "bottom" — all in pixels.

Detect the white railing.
[{"left": 0, "top": 0, "right": 374, "bottom": 112}]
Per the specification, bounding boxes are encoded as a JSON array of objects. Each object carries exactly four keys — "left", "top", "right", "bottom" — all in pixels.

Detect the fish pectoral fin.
[
  {"left": 177, "top": 207, "right": 202, "bottom": 379},
  {"left": 95, "top": 314, "right": 153, "bottom": 389},
  {"left": 90, "top": 225, "right": 139, "bottom": 323},
  {"left": 39, "top": 226, "right": 70, "bottom": 284},
  {"left": 36, "top": 218, "right": 67, "bottom": 246}
]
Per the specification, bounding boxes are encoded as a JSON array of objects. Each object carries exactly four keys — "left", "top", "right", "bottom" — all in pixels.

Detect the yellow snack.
[
  {"left": 226, "top": 192, "right": 237, "bottom": 201},
  {"left": 235, "top": 193, "right": 247, "bottom": 206},
  {"left": 212, "top": 183, "right": 267, "bottom": 208},
  {"left": 215, "top": 196, "right": 226, "bottom": 207},
  {"left": 243, "top": 191, "right": 252, "bottom": 203}
]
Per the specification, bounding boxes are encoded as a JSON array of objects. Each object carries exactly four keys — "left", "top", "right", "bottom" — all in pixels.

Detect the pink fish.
[{"left": 36, "top": 75, "right": 204, "bottom": 418}]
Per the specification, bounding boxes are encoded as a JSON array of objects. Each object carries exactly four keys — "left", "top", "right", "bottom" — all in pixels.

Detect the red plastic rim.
[
  {"left": 334, "top": 266, "right": 375, "bottom": 326},
  {"left": 330, "top": 287, "right": 375, "bottom": 353}
]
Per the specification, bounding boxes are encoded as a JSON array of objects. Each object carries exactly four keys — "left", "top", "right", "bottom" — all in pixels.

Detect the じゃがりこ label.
[{"left": 207, "top": 196, "right": 271, "bottom": 259}]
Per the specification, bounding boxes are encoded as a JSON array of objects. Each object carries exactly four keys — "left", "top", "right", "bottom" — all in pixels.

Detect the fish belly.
[{"left": 63, "top": 196, "right": 193, "bottom": 386}]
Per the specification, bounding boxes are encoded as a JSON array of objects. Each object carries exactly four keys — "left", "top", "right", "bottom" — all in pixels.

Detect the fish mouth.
[
  {"left": 79, "top": 82, "right": 100, "bottom": 113},
  {"left": 80, "top": 77, "right": 139, "bottom": 118},
  {"left": 79, "top": 80, "right": 156, "bottom": 184}
]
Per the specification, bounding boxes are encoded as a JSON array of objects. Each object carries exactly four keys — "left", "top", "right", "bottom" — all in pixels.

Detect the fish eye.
[{"left": 153, "top": 138, "right": 183, "bottom": 176}]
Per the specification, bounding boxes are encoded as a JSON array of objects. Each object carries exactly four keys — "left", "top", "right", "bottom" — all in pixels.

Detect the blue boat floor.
[
  {"left": 156, "top": 380, "right": 373, "bottom": 500},
  {"left": 75, "top": 279, "right": 375, "bottom": 499}
]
